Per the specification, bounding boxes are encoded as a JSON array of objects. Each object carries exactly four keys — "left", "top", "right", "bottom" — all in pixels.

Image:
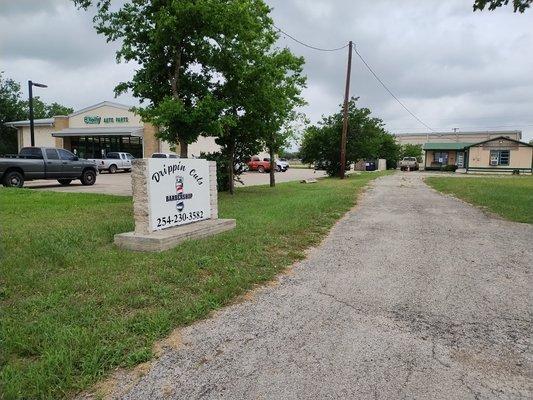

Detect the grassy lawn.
[
  {"left": 426, "top": 176, "right": 533, "bottom": 223},
  {"left": 0, "top": 172, "right": 386, "bottom": 399}
]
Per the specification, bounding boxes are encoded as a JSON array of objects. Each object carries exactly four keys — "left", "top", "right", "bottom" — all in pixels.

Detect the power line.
[
  {"left": 273, "top": 25, "right": 435, "bottom": 133},
  {"left": 352, "top": 44, "right": 435, "bottom": 132},
  {"left": 274, "top": 25, "right": 349, "bottom": 52}
]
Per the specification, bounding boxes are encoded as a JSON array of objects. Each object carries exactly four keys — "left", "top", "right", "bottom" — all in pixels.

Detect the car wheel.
[
  {"left": 257, "top": 166, "right": 265, "bottom": 173},
  {"left": 58, "top": 179, "right": 72, "bottom": 186},
  {"left": 81, "top": 169, "right": 96, "bottom": 186},
  {"left": 108, "top": 164, "right": 117, "bottom": 174},
  {"left": 3, "top": 170, "right": 24, "bottom": 188},
  {"left": 276, "top": 166, "right": 282, "bottom": 172}
]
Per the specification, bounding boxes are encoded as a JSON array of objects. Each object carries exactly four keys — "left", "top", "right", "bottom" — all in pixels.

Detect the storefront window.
[
  {"left": 66, "top": 135, "right": 143, "bottom": 159},
  {"left": 433, "top": 152, "right": 449, "bottom": 165},
  {"left": 490, "top": 150, "right": 510, "bottom": 166}
]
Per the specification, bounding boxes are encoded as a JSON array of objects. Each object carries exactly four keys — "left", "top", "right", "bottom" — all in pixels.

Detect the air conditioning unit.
[{"left": 490, "top": 157, "right": 498, "bottom": 166}]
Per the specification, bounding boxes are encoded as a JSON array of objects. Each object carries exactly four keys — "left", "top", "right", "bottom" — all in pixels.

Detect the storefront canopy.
[
  {"left": 423, "top": 142, "right": 474, "bottom": 151},
  {"left": 51, "top": 126, "right": 144, "bottom": 138}
]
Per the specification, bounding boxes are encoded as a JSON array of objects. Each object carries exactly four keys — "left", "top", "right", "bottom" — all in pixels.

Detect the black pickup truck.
[{"left": 0, "top": 147, "right": 98, "bottom": 188}]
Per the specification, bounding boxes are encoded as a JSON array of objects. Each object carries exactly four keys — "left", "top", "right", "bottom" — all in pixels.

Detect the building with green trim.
[{"left": 423, "top": 136, "right": 533, "bottom": 173}]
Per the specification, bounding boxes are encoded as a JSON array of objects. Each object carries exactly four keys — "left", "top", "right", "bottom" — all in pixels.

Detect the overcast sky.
[{"left": 1, "top": 0, "right": 532, "bottom": 141}]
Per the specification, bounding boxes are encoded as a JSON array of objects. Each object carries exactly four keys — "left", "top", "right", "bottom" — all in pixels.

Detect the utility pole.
[{"left": 340, "top": 41, "right": 353, "bottom": 179}]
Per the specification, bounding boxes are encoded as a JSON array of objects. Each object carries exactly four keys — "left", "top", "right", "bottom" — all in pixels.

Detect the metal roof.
[
  {"left": 395, "top": 130, "right": 522, "bottom": 137},
  {"left": 4, "top": 118, "right": 55, "bottom": 127},
  {"left": 51, "top": 127, "right": 144, "bottom": 137},
  {"left": 423, "top": 142, "right": 474, "bottom": 150},
  {"left": 68, "top": 101, "right": 133, "bottom": 117}
]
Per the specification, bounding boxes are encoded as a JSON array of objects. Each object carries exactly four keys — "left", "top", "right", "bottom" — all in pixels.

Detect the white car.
[
  {"left": 151, "top": 153, "right": 180, "bottom": 159},
  {"left": 89, "top": 152, "right": 134, "bottom": 173},
  {"left": 276, "top": 159, "right": 289, "bottom": 172}
]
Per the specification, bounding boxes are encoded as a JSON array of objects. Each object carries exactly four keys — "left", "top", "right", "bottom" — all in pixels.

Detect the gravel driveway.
[{"left": 103, "top": 173, "right": 533, "bottom": 399}]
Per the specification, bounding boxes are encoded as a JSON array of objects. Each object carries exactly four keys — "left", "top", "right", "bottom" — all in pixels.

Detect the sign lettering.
[
  {"left": 83, "top": 116, "right": 129, "bottom": 125},
  {"left": 147, "top": 159, "right": 211, "bottom": 231}
]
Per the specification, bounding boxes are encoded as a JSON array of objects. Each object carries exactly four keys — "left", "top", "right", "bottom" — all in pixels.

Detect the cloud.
[{"left": 1, "top": 0, "right": 532, "bottom": 141}]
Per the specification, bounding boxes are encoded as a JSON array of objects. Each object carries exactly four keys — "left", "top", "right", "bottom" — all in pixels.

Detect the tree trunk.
[
  {"left": 269, "top": 146, "right": 275, "bottom": 187},
  {"left": 179, "top": 138, "right": 188, "bottom": 158},
  {"left": 228, "top": 141, "right": 235, "bottom": 195}
]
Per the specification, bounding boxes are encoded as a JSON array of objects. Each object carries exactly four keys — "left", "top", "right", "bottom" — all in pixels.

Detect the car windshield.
[
  {"left": 125, "top": 153, "right": 135, "bottom": 160},
  {"left": 152, "top": 154, "right": 166, "bottom": 158},
  {"left": 169, "top": 154, "right": 179, "bottom": 158},
  {"left": 20, "top": 148, "right": 43, "bottom": 158}
]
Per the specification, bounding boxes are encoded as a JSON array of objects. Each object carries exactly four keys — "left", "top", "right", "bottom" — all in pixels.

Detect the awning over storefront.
[
  {"left": 423, "top": 142, "right": 474, "bottom": 151},
  {"left": 51, "top": 126, "right": 144, "bottom": 138}
]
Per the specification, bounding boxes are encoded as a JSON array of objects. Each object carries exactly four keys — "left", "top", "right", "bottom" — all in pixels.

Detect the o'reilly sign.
[
  {"left": 147, "top": 159, "right": 211, "bottom": 231},
  {"left": 84, "top": 116, "right": 129, "bottom": 124}
]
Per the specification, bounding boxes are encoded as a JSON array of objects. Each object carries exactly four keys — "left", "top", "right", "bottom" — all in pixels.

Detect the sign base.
[{"left": 114, "top": 219, "right": 236, "bottom": 252}]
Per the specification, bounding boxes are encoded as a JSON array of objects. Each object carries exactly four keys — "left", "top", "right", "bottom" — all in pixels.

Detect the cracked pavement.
[{"left": 111, "top": 173, "right": 533, "bottom": 399}]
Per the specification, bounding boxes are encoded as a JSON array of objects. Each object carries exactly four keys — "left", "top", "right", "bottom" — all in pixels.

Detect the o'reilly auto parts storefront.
[{"left": 5, "top": 101, "right": 166, "bottom": 158}]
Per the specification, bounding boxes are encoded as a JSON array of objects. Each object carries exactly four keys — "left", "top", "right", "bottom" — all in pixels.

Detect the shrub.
[{"left": 442, "top": 165, "right": 458, "bottom": 172}]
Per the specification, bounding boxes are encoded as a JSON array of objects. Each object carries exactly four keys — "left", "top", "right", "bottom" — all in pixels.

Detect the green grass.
[
  {"left": 426, "top": 176, "right": 533, "bottom": 223},
  {"left": 0, "top": 172, "right": 387, "bottom": 399}
]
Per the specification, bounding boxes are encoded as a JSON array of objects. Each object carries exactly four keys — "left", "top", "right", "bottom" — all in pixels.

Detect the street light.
[{"left": 28, "top": 80, "right": 48, "bottom": 147}]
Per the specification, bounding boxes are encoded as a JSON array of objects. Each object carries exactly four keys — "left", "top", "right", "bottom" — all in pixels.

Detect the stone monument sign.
[{"left": 114, "top": 158, "right": 235, "bottom": 251}]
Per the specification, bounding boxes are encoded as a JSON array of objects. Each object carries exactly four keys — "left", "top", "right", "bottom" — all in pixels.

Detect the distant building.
[
  {"left": 393, "top": 130, "right": 532, "bottom": 173},
  {"left": 394, "top": 130, "right": 522, "bottom": 147},
  {"left": 4, "top": 101, "right": 220, "bottom": 158}
]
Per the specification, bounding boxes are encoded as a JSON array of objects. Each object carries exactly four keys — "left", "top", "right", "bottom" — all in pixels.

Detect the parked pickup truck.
[
  {"left": 398, "top": 157, "right": 419, "bottom": 171},
  {"left": 0, "top": 147, "right": 98, "bottom": 188},
  {"left": 247, "top": 156, "right": 288, "bottom": 173},
  {"left": 247, "top": 156, "right": 272, "bottom": 173},
  {"left": 88, "top": 152, "right": 134, "bottom": 173}
]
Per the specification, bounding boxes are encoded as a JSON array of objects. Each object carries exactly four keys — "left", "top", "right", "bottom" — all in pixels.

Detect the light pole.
[{"left": 28, "top": 80, "right": 48, "bottom": 147}]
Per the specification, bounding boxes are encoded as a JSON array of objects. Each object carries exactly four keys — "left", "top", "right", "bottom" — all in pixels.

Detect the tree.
[
  {"left": 300, "top": 97, "right": 399, "bottom": 176},
  {"left": 74, "top": 0, "right": 273, "bottom": 158},
  {"left": 253, "top": 50, "right": 306, "bottom": 187},
  {"left": 400, "top": 143, "right": 423, "bottom": 161},
  {"left": 27, "top": 98, "right": 73, "bottom": 119},
  {"left": 209, "top": 4, "right": 277, "bottom": 194},
  {"left": 0, "top": 74, "right": 73, "bottom": 155},
  {"left": 473, "top": 0, "right": 531, "bottom": 12},
  {"left": 0, "top": 73, "right": 25, "bottom": 155}
]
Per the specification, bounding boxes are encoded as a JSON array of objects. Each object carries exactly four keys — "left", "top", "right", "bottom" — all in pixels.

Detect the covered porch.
[{"left": 423, "top": 143, "right": 472, "bottom": 170}]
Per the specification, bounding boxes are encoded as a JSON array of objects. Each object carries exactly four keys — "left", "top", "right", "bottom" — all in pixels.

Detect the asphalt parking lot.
[{"left": 22, "top": 168, "right": 328, "bottom": 196}]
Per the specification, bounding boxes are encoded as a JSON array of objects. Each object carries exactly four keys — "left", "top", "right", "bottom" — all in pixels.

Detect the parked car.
[
  {"left": 0, "top": 147, "right": 98, "bottom": 188},
  {"left": 398, "top": 157, "right": 419, "bottom": 171},
  {"left": 89, "top": 152, "right": 134, "bottom": 173},
  {"left": 247, "top": 156, "right": 272, "bottom": 173},
  {"left": 151, "top": 153, "right": 180, "bottom": 159},
  {"left": 276, "top": 159, "right": 289, "bottom": 172},
  {"left": 247, "top": 156, "right": 289, "bottom": 173}
]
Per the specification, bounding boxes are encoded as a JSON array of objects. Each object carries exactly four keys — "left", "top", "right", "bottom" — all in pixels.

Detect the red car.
[{"left": 247, "top": 156, "right": 272, "bottom": 173}]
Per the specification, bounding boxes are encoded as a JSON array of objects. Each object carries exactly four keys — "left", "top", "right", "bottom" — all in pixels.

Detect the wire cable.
[
  {"left": 274, "top": 25, "right": 349, "bottom": 52},
  {"left": 352, "top": 44, "right": 435, "bottom": 132}
]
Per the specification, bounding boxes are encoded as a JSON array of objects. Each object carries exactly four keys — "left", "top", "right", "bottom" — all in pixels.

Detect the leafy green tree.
[
  {"left": 254, "top": 49, "right": 306, "bottom": 187},
  {"left": 0, "top": 74, "right": 73, "bottom": 155},
  {"left": 400, "top": 143, "right": 423, "bottom": 161},
  {"left": 0, "top": 73, "right": 25, "bottom": 155},
  {"left": 27, "top": 98, "right": 73, "bottom": 119},
  {"left": 209, "top": 4, "right": 276, "bottom": 194},
  {"left": 473, "top": 0, "right": 531, "bottom": 12},
  {"left": 74, "top": 0, "right": 273, "bottom": 158},
  {"left": 300, "top": 97, "right": 399, "bottom": 176}
]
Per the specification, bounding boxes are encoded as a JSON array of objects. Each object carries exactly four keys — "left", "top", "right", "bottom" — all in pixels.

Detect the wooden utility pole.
[{"left": 340, "top": 41, "right": 353, "bottom": 179}]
